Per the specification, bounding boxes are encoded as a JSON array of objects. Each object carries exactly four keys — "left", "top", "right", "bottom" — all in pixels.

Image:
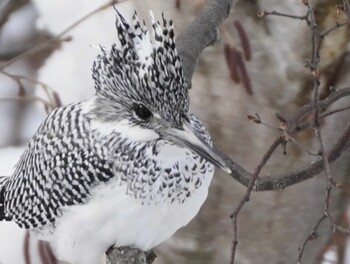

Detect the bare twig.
[
  {"left": 297, "top": 214, "right": 327, "bottom": 264},
  {"left": 230, "top": 137, "right": 285, "bottom": 263},
  {"left": 257, "top": 10, "right": 307, "bottom": 20},
  {"left": 0, "top": 70, "right": 57, "bottom": 107},
  {"left": 250, "top": 3, "right": 350, "bottom": 262},
  {"left": 321, "top": 20, "right": 350, "bottom": 37},
  {"left": 247, "top": 113, "right": 280, "bottom": 131},
  {"left": 321, "top": 105, "right": 350, "bottom": 118}
]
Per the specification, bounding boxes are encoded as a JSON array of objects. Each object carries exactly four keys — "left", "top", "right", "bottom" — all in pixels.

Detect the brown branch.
[
  {"left": 321, "top": 20, "right": 350, "bottom": 37},
  {"left": 230, "top": 137, "right": 284, "bottom": 264},
  {"left": 0, "top": 70, "right": 57, "bottom": 107},
  {"left": 257, "top": 10, "right": 307, "bottom": 20},
  {"left": 213, "top": 87, "right": 350, "bottom": 191},
  {"left": 297, "top": 214, "right": 327, "bottom": 263},
  {"left": 321, "top": 105, "right": 350, "bottom": 118},
  {"left": 296, "top": 3, "right": 350, "bottom": 260},
  {"left": 256, "top": 120, "right": 350, "bottom": 191}
]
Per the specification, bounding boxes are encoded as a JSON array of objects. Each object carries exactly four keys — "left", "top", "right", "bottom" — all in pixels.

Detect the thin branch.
[
  {"left": 230, "top": 137, "right": 284, "bottom": 264},
  {"left": 321, "top": 20, "right": 350, "bottom": 37},
  {"left": 255, "top": 120, "right": 350, "bottom": 191},
  {"left": 258, "top": 10, "right": 307, "bottom": 20},
  {"left": 246, "top": 113, "right": 280, "bottom": 131},
  {"left": 297, "top": 214, "right": 327, "bottom": 264},
  {"left": 0, "top": 70, "right": 56, "bottom": 106},
  {"left": 321, "top": 105, "right": 350, "bottom": 118},
  {"left": 212, "top": 87, "right": 350, "bottom": 191}
]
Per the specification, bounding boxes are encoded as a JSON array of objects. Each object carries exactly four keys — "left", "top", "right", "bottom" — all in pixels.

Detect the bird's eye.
[{"left": 133, "top": 104, "right": 152, "bottom": 120}]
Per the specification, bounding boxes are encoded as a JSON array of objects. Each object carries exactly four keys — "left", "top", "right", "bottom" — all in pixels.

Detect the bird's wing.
[{"left": 3, "top": 103, "right": 114, "bottom": 229}]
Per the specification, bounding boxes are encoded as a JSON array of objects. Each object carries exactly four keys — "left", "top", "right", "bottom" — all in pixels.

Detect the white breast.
[{"left": 49, "top": 169, "right": 213, "bottom": 264}]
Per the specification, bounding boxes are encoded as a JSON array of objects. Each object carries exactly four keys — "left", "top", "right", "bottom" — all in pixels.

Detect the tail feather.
[{"left": 0, "top": 176, "right": 10, "bottom": 221}]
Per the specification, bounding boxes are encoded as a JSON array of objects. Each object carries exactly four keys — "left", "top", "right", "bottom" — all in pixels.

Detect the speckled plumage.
[{"left": 0, "top": 11, "right": 217, "bottom": 264}]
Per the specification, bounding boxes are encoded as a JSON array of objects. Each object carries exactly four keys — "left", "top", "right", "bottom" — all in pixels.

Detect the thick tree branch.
[{"left": 177, "top": 0, "right": 238, "bottom": 84}]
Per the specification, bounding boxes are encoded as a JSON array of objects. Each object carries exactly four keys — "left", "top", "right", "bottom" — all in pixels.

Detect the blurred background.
[{"left": 1, "top": 0, "right": 350, "bottom": 263}]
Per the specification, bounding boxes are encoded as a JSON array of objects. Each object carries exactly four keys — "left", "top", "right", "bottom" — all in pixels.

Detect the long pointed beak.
[{"left": 161, "top": 120, "right": 232, "bottom": 174}]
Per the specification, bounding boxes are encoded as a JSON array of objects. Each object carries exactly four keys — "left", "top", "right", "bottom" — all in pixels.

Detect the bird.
[{"left": 0, "top": 10, "right": 231, "bottom": 264}]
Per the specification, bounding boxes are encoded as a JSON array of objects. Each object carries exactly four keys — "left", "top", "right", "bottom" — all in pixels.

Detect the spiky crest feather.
[{"left": 92, "top": 10, "right": 188, "bottom": 127}]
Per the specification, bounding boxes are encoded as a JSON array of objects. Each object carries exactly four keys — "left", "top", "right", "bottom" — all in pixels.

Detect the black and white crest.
[{"left": 92, "top": 10, "right": 189, "bottom": 127}]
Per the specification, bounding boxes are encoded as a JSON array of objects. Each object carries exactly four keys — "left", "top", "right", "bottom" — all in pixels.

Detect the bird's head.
[{"left": 91, "top": 10, "right": 231, "bottom": 174}]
